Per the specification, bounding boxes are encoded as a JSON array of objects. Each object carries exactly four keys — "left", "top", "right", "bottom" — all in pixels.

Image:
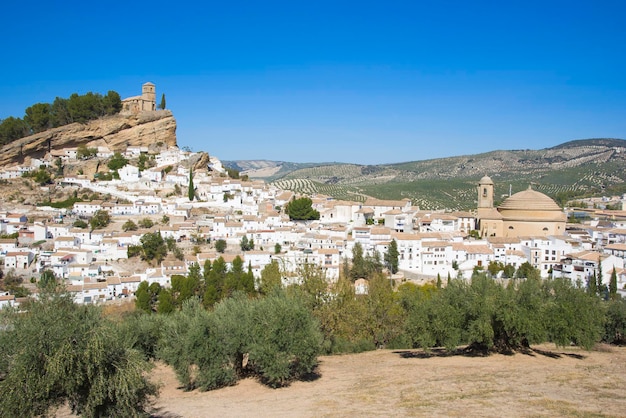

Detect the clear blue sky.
[{"left": 1, "top": 0, "right": 625, "bottom": 164}]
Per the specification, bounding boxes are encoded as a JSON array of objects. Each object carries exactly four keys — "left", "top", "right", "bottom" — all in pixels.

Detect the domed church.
[{"left": 476, "top": 176, "right": 567, "bottom": 238}]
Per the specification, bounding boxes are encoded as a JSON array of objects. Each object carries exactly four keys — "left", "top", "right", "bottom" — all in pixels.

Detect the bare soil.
[{"left": 148, "top": 344, "right": 626, "bottom": 418}]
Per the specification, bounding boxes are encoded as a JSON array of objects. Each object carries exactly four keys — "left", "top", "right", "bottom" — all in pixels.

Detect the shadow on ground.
[{"left": 393, "top": 345, "right": 587, "bottom": 360}]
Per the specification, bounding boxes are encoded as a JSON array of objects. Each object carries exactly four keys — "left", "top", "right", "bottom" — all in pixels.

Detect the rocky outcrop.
[
  {"left": 190, "top": 152, "right": 211, "bottom": 172},
  {"left": 0, "top": 110, "right": 177, "bottom": 167}
]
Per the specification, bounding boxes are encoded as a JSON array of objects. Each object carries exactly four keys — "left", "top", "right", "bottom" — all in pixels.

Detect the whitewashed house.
[
  {"left": 3, "top": 251, "right": 34, "bottom": 270},
  {"left": 73, "top": 201, "right": 104, "bottom": 216},
  {"left": 118, "top": 164, "right": 141, "bottom": 182},
  {"left": 0, "top": 238, "right": 18, "bottom": 255}
]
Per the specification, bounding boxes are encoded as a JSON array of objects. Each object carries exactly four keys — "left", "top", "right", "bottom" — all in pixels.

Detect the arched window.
[{"left": 483, "top": 187, "right": 488, "bottom": 197}]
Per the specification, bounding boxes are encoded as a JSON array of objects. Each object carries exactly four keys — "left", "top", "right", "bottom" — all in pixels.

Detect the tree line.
[
  {"left": 0, "top": 91, "right": 122, "bottom": 146},
  {"left": 1, "top": 255, "right": 624, "bottom": 416}
]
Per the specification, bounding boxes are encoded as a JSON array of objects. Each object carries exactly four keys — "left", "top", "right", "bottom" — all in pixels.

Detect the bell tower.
[
  {"left": 477, "top": 175, "right": 494, "bottom": 209},
  {"left": 141, "top": 82, "right": 156, "bottom": 111}
]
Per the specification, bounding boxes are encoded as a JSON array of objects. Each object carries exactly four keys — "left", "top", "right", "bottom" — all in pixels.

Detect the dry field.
[{"left": 148, "top": 344, "right": 626, "bottom": 418}]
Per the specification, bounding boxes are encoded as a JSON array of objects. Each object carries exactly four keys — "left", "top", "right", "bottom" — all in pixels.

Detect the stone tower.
[
  {"left": 477, "top": 175, "right": 494, "bottom": 209},
  {"left": 142, "top": 82, "right": 156, "bottom": 111}
]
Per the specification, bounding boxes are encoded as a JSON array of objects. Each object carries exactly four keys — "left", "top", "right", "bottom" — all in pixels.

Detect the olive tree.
[
  {"left": 158, "top": 292, "right": 322, "bottom": 391},
  {"left": 0, "top": 289, "right": 157, "bottom": 417}
]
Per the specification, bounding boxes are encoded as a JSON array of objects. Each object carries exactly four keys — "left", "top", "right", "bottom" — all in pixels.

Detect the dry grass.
[{"left": 147, "top": 343, "right": 626, "bottom": 418}]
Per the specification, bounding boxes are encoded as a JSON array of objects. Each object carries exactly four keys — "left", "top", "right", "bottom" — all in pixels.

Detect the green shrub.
[
  {"left": 0, "top": 289, "right": 157, "bottom": 417},
  {"left": 247, "top": 292, "right": 322, "bottom": 387},
  {"left": 603, "top": 298, "right": 626, "bottom": 345},
  {"left": 119, "top": 312, "right": 166, "bottom": 361},
  {"left": 545, "top": 278, "right": 604, "bottom": 350},
  {"left": 158, "top": 293, "right": 322, "bottom": 391},
  {"left": 158, "top": 298, "right": 237, "bottom": 391}
]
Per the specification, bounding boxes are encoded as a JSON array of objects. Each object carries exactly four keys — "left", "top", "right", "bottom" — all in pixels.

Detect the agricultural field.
[{"left": 271, "top": 178, "right": 367, "bottom": 203}]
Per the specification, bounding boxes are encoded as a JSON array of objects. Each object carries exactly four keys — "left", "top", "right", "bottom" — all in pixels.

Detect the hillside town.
[
  {"left": 1, "top": 139, "right": 626, "bottom": 309},
  {"left": 0, "top": 83, "right": 624, "bottom": 308}
]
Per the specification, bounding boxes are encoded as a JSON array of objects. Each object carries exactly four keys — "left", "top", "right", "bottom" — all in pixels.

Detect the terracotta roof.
[{"left": 499, "top": 187, "right": 561, "bottom": 211}]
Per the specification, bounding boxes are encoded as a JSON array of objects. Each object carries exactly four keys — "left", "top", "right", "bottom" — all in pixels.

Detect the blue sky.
[{"left": 1, "top": 1, "right": 625, "bottom": 164}]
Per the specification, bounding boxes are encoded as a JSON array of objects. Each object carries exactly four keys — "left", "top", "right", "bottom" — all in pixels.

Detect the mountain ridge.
[
  {"left": 225, "top": 138, "right": 626, "bottom": 179},
  {"left": 225, "top": 138, "right": 626, "bottom": 210}
]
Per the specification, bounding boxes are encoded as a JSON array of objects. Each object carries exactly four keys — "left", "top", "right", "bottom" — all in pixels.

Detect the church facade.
[
  {"left": 121, "top": 82, "right": 156, "bottom": 113},
  {"left": 476, "top": 175, "right": 567, "bottom": 238}
]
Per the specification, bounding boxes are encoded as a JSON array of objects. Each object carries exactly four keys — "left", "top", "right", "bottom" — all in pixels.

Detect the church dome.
[
  {"left": 499, "top": 187, "right": 561, "bottom": 211},
  {"left": 479, "top": 175, "right": 494, "bottom": 185}
]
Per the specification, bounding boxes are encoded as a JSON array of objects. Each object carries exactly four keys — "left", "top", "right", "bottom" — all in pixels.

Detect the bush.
[
  {"left": 119, "top": 312, "right": 166, "bottom": 361},
  {"left": 73, "top": 219, "right": 88, "bottom": 229},
  {"left": 545, "top": 278, "right": 604, "bottom": 350},
  {"left": 246, "top": 292, "right": 322, "bottom": 387},
  {"left": 603, "top": 298, "right": 626, "bottom": 345},
  {"left": 0, "top": 289, "right": 157, "bottom": 416},
  {"left": 158, "top": 293, "right": 322, "bottom": 391},
  {"left": 138, "top": 218, "right": 154, "bottom": 229},
  {"left": 402, "top": 274, "right": 605, "bottom": 353},
  {"left": 89, "top": 209, "right": 111, "bottom": 229},
  {"left": 215, "top": 239, "right": 227, "bottom": 253},
  {"left": 123, "top": 220, "right": 138, "bottom": 231},
  {"left": 158, "top": 298, "right": 237, "bottom": 390}
]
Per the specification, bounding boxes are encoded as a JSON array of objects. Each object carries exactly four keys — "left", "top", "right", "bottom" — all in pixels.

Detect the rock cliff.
[{"left": 0, "top": 110, "right": 177, "bottom": 167}]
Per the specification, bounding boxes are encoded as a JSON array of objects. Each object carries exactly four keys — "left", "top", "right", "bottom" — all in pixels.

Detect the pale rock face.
[{"left": 0, "top": 110, "right": 177, "bottom": 167}]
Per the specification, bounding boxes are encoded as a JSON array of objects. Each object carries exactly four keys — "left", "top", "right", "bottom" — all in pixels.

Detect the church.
[
  {"left": 476, "top": 175, "right": 567, "bottom": 238},
  {"left": 121, "top": 82, "right": 156, "bottom": 113}
]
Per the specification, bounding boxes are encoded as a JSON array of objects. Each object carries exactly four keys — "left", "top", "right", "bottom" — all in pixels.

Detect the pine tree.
[{"left": 157, "top": 289, "right": 175, "bottom": 313}]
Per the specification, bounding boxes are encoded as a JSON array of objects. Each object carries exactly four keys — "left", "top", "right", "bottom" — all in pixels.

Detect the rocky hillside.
[{"left": 0, "top": 110, "right": 177, "bottom": 167}]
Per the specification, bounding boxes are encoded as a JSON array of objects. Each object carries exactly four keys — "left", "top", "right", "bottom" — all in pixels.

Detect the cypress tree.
[
  {"left": 384, "top": 239, "right": 399, "bottom": 274},
  {"left": 160, "top": 93, "right": 166, "bottom": 110},
  {"left": 588, "top": 271, "right": 597, "bottom": 295},
  {"left": 188, "top": 168, "right": 194, "bottom": 201},
  {"left": 609, "top": 267, "right": 618, "bottom": 300},
  {"left": 597, "top": 258, "right": 605, "bottom": 296}
]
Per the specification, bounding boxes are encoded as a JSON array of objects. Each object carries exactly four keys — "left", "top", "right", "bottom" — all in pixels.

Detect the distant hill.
[
  {"left": 224, "top": 138, "right": 626, "bottom": 210},
  {"left": 224, "top": 160, "right": 342, "bottom": 179}
]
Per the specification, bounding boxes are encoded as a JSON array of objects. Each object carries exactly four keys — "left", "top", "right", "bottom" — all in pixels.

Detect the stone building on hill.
[
  {"left": 476, "top": 175, "right": 567, "bottom": 238},
  {"left": 122, "top": 82, "right": 156, "bottom": 113}
]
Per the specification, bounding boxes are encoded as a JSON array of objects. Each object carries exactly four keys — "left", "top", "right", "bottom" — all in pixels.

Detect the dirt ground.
[{"left": 148, "top": 343, "right": 626, "bottom": 418}]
